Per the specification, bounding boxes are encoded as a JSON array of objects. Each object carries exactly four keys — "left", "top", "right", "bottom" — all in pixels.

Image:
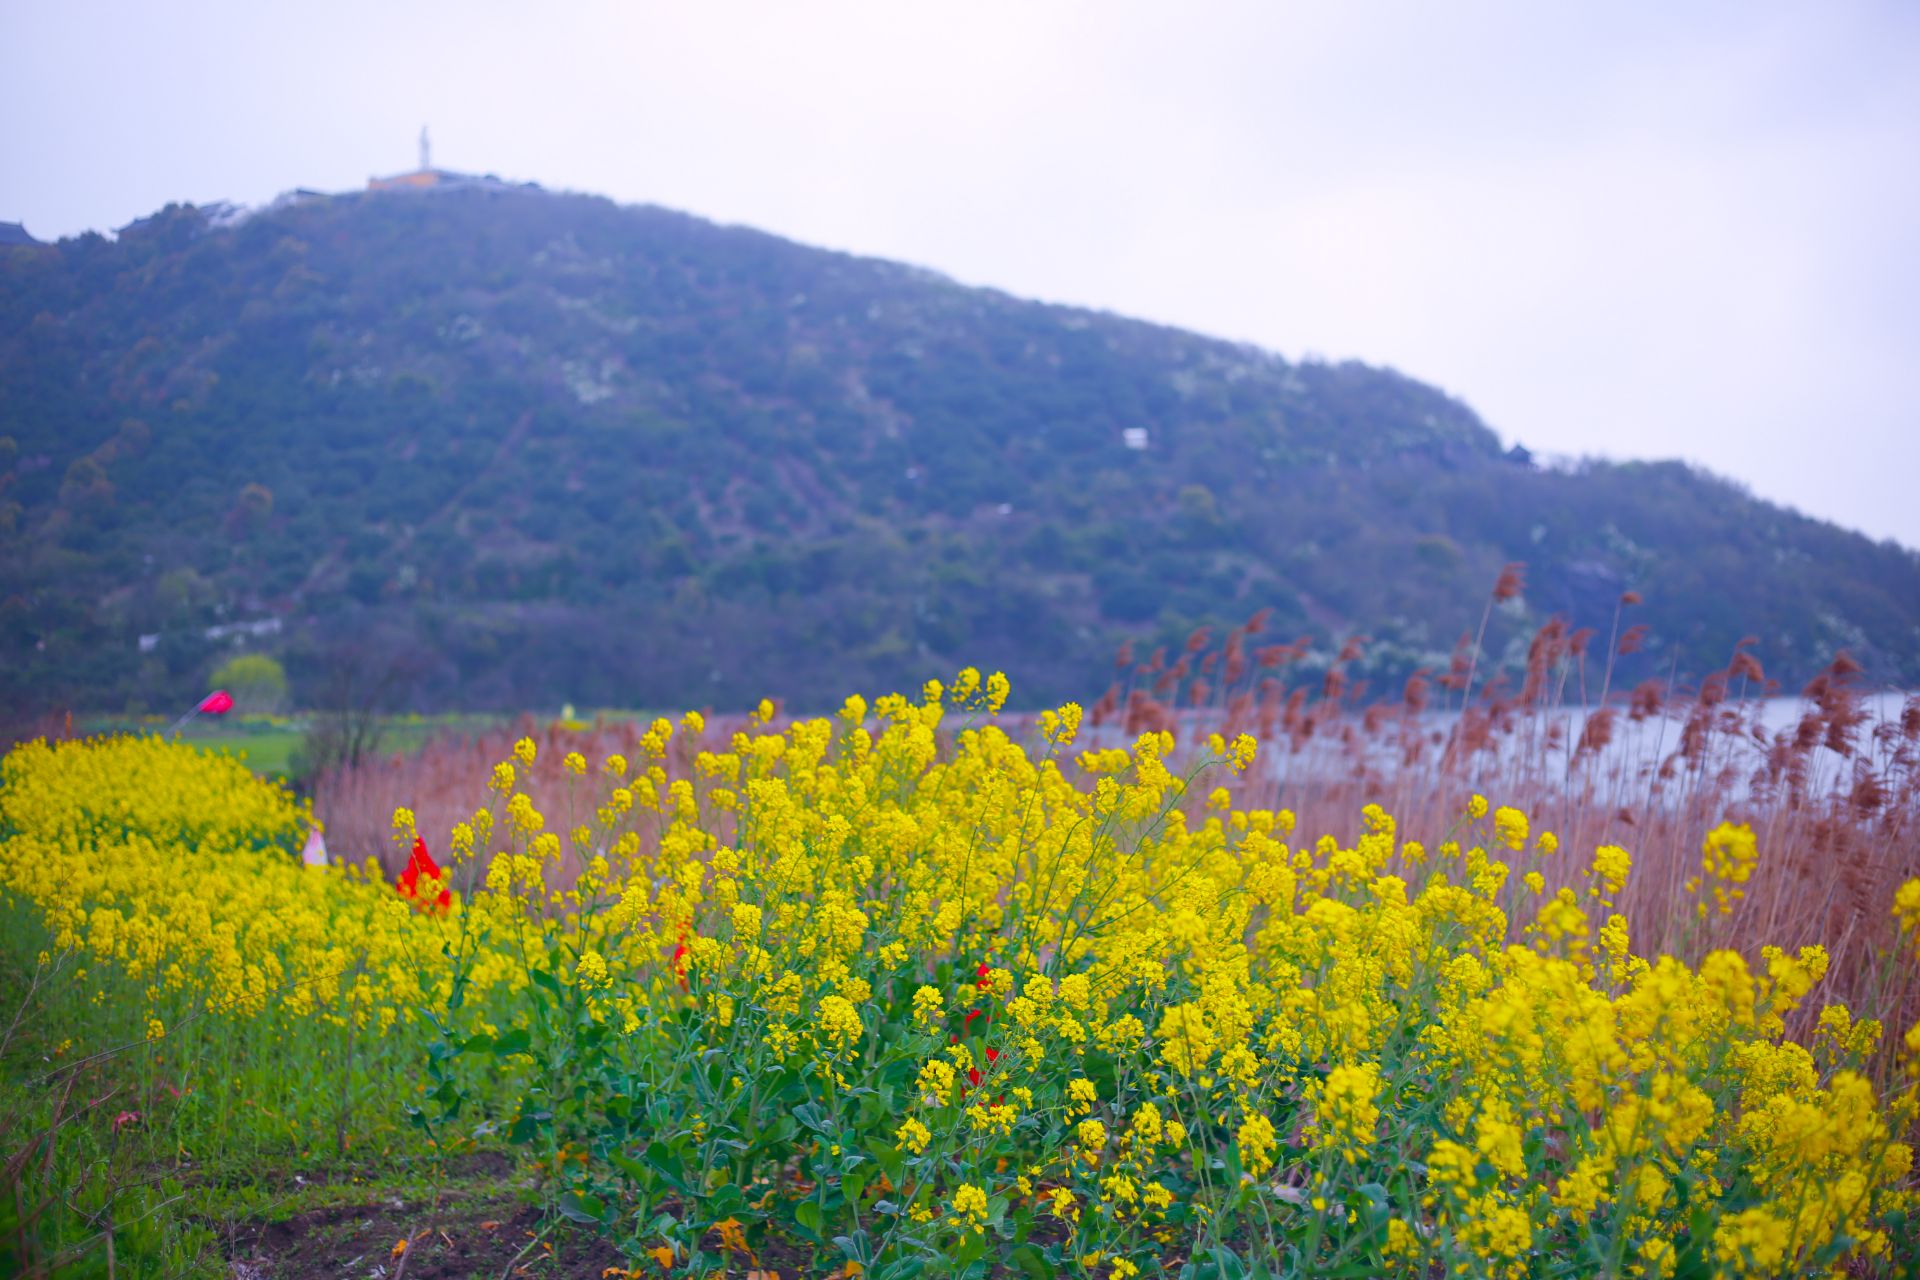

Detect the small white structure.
[
  {"left": 1122, "top": 428, "right": 1150, "bottom": 451},
  {"left": 301, "top": 826, "right": 330, "bottom": 867}
]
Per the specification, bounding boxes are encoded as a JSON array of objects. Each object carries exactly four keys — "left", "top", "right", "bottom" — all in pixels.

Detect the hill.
[{"left": 2, "top": 183, "right": 1916, "bottom": 713}]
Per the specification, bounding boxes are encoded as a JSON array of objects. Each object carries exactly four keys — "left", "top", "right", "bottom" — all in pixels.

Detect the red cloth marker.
[{"left": 396, "top": 835, "right": 450, "bottom": 911}]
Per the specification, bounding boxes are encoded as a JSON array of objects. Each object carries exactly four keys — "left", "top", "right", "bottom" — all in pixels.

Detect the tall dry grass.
[
  {"left": 312, "top": 710, "right": 760, "bottom": 878},
  {"left": 1081, "top": 587, "right": 1920, "bottom": 1073}
]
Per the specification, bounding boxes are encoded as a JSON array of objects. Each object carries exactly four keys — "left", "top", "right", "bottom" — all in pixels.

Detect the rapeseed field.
[{"left": 2, "top": 672, "right": 1915, "bottom": 1278}]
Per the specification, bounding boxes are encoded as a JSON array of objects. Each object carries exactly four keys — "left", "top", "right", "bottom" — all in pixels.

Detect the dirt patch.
[
  {"left": 228, "top": 1200, "right": 623, "bottom": 1280},
  {"left": 213, "top": 1154, "right": 834, "bottom": 1280}
]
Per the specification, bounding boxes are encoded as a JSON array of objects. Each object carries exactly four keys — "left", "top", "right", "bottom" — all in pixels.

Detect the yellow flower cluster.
[
  {"left": 1303, "top": 1061, "right": 1380, "bottom": 1163},
  {"left": 0, "top": 735, "right": 508, "bottom": 1036},
  {"left": 1689, "top": 820, "right": 1760, "bottom": 917},
  {"left": 1895, "top": 877, "right": 1920, "bottom": 956}
]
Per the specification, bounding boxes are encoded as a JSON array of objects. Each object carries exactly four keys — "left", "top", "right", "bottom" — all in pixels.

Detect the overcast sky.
[{"left": 4, "top": 1, "right": 1917, "bottom": 548}]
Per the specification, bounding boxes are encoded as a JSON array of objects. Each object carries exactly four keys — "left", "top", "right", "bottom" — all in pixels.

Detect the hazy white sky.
[{"left": 4, "top": 1, "right": 1917, "bottom": 547}]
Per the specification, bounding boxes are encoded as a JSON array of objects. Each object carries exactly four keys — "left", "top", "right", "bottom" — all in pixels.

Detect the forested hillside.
[{"left": 2, "top": 183, "right": 1916, "bottom": 712}]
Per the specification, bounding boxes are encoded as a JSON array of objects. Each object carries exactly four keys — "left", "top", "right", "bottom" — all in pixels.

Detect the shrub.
[{"left": 208, "top": 652, "right": 288, "bottom": 715}]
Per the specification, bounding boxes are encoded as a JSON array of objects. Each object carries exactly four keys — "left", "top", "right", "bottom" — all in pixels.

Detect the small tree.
[
  {"left": 293, "top": 627, "right": 426, "bottom": 779},
  {"left": 210, "top": 653, "right": 289, "bottom": 715}
]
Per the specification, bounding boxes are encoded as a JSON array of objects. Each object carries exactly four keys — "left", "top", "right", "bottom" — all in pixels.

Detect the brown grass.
[
  {"left": 311, "top": 710, "right": 759, "bottom": 879},
  {"left": 1084, "top": 598, "right": 1920, "bottom": 1074}
]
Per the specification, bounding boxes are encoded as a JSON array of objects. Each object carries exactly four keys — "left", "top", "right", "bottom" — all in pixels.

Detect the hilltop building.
[
  {"left": 370, "top": 127, "right": 533, "bottom": 195},
  {"left": 366, "top": 126, "right": 522, "bottom": 194},
  {"left": 0, "top": 221, "right": 41, "bottom": 246},
  {"left": 370, "top": 127, "right": 447, "bottom": 189}
]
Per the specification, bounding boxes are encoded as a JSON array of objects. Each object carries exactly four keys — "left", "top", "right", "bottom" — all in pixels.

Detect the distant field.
[
  {"left": 176, "top": 724, "right": 307, "bottom": 779},
  {"left": 73, "top": 713, "right": 517, "bottom": 782}
]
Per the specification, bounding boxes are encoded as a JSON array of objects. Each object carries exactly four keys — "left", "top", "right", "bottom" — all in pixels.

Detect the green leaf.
[
  {"left": 854, "top": 1091, "right": 890, "bottom": 1129},
  {"left": 557, "top": 1190, "right": 605, "bottom": 1226},
  {"left": 705, "top": 1182, "right": 746, "bottom": 1222},
  {"left": 866, "top": 1138, "right": 906, "bottom": 1184},
  {"left": 644, "top": 1143, "right": 688, "bottom": 1191},
  {"left": 832, "top": 1228, "right": 874, "bottom": 1264},
  {"left": 793, "top": 1199, "right": 826, "bottom": 1240},
  {"left": 1009, "top": 1244, "right": 1052, "bottom": 1279},
  {"left": 1208, "top": 1246, "right": 1248, "bottom": 1280}
]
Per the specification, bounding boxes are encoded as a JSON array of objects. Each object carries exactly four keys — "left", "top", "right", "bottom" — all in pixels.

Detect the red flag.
[
  {"left": 670, "top": 924, "right": 691, "bottom": 989},
  {"left": 396, "top": 835, "right": 450, "bottom": 911},
  {"left": 197, "top": 690, "right": 234, "bottom": 716}
]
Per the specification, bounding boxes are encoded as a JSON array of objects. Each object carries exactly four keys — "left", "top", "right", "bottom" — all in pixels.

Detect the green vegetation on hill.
[{"left": 2, "top": 186, "right": 1916, "bottom": 712}]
